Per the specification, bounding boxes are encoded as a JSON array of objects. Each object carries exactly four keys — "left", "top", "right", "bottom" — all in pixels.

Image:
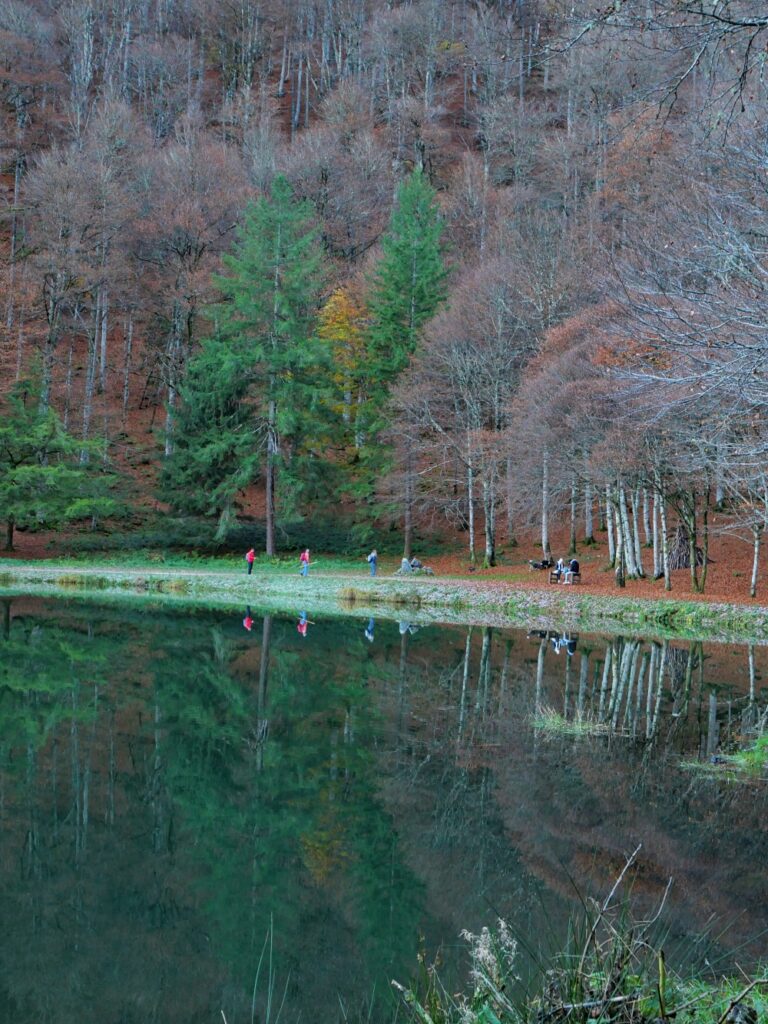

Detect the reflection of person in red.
[
  {"left": 243, "top": 606, "right": 254, "bottom": 632},
  {"left": 297, "top": 610, "right": 308, "bottom": 637}
]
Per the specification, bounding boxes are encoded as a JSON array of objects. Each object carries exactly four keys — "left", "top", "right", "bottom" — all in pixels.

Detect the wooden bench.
[{"left": 549, "top": 570, "right": 582, "bottom": 584}]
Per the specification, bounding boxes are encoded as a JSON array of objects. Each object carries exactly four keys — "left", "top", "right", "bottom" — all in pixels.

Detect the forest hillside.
[{"left": 2, "top": 0, "right": 768, "bottom": 593}]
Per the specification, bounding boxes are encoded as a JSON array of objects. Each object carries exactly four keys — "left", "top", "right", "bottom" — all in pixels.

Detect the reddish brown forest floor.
[{"left": 425, "top": 520, "right": 767, "bottom": 607}]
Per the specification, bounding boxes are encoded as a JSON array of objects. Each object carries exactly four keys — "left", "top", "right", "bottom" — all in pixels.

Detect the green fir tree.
[
  {"left": 358, "top": 169, "right": 447, "bottom": 547},
  {"left": 0, "top": 377, "right": 116, "bottom": 551},
  {"left": 161, "top": 176, "right": 330, "bottom": 552},
  {"left": 160, "top": 337, "right": 260, "bottom": 540}
]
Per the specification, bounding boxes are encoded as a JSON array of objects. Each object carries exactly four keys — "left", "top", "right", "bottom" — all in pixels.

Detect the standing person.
[
  {"left": 245, "top": 548, "right": 255, "bottom": 575},
  {"left": 299, "top": 548, "right": 310, "bottom": 576},
  {"left": 366, "top": 549, "right": 378, "bottom": 576}
]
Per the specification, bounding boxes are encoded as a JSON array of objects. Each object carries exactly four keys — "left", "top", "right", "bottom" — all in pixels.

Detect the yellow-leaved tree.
[{"left": 317, "top": 286, "right": 369, "bottom": 450}]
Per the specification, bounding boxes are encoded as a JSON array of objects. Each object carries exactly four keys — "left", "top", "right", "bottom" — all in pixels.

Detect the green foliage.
[
  {"left": 0, "top": 377, "right": 117, "bottom": 549},
  {"left": 367, "top": 169, "right": 447, "bottom": 381},
  {"left": 160, "top": 337, "right": 261, "bottom": 534},
  {"left": 216, "top": 176, "right": 332, "bottom": 525},
  {"left": 354, "top": 169, "right": 447, "bottom": 520},
  {"left": 159, "top": 176, "right": 333, "bottom": 547}
]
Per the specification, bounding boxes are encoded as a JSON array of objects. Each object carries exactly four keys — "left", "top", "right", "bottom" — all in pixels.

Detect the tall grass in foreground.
[{"left": 393, "top": 848, "right": 767, "bottom": 1024}]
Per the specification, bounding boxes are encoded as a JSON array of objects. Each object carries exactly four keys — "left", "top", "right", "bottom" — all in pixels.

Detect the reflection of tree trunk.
[
  {"left": 706, "top": 690, "right": 719, "bottom": 755},
  {"left": 1, "top": 598, "right": 10, "bottom": 639},
  {"left": 598, "top": 646, "right": 612, "bottom": 720},
  {"left": 475, "top": 627, "right": 492, "bottom": 713},
  {"left": 577, "top": 652, "right": 588, "bottom": 716},
  {"left": 535, "top": 638, "right": 546, "bottom": 713},
  {"left": 397, "top": 630, "right": 409, "bottom": 742},
  {"left": 457, "top": 627, "right": 472, "bottom": 747},
  {"left": 498, "top": 637, "right": 511, "bottom": 717},
  {"left": 256, "top": 615, "right": 272, "bottom": 771}
]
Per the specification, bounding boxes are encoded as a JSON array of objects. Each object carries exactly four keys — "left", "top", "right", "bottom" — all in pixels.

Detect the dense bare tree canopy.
[{"left": 2, "top": 0, "right": 768, "bottom": 587}]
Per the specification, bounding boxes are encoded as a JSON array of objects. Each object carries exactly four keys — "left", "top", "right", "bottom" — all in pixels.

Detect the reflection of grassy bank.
[
  {"left": 533, "top": 706, "right": 610, "bottom": 737},
  {"left": 2, "top": 559, "right": 768, "bottom": 642},
  {"left": 683, "top": 736, "right": 768, "bottom": 781}
]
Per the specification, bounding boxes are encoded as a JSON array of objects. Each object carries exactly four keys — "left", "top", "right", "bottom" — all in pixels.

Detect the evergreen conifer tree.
[
  {"left": 361, "top": 170, "right": 447, "bottom": 549},
  {"left": 0, "top": 377, "right": 116, "bottom": 550},
  {"left": 162, "top": 176, "right": 328, "bottom": 553},
  {"left": 367, "top": 169, "right": 447, "bottom": 381},
  {"left": 160, "top": 338, "right": 260, "bottom": 540}
]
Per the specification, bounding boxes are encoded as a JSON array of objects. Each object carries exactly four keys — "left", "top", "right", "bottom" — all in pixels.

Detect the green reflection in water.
[{"left": 0, "top": 599, "right": 766, "bottom": 1023}]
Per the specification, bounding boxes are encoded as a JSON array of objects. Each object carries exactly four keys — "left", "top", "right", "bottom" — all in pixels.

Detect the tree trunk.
[
  {"left": 482, "top": 472, "right": 496, "bottom": 567},
  {"left": 750, "top": 525, "right": 761, "bottom": 599},
  {"left": 699, "top": 484, "right": 710, "bottom": 593},
  {"left": 541, "top": 448, "right": 551, "bottom": 560},
  {"left": 606, "top": 485, "right": 615, "bottom": 566},
  {"left": 613, "top": 490, "right": 625, "bottom": 587},
  {"left": 652, "top": 491, "right": 661, "bottom": 579},
  {"left": 265, "top": 401, "right": 277, "bottom": 557},
  {"left": 5, "top": 519, "right": 14, "bottom": 552},
  {"left": 642, "top": 487, "right": 651, "bottom": 545},
  {"left": 505, "top": 454, "right": 516, "bottom": 545},
  {"left": 569, "top": 475, "right": 577, "bottom": 555},
  {"left": 631, "top": 487, "right": 645, "bottom": 577},
  {"left": 654, "top": 472, "right": 671, "bottom": 591},
  {"left": 467, "top": 452, "right": 476, "bottom": 566},
  {"left": 403, "top": 447, "right": 414, "bottom": 560},
  {"left": 618, "top": 483, "right": 639, "bottom": 578},
  {"left": 122, "top": 315, "right": 133, "bottom": 431},
  {"left": 584, "top": 478, "right": 594, "bottom": 544}
]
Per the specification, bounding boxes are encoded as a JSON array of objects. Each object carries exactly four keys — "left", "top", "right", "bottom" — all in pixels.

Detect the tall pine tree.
[
  {"left": 363, "top": 169, "right": 447, "bottom": 554},
  {"left": 163, "top": 176, "right": 328, "bottom": 554}
]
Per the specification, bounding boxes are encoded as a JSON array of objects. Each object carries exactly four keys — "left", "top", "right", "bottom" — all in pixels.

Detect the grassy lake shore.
[{"left": 3, "top": 558, "right": 768, "bottom": 642}]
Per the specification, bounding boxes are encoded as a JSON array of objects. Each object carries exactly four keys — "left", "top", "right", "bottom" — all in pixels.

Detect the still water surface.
[{"left": 0, "top": 596, "right": 766, "bottom": 1022}]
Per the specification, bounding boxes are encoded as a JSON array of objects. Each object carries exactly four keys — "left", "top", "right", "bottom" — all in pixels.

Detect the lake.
[{"left": 0, "top": 595, "right": 766, "bottom": 1023}]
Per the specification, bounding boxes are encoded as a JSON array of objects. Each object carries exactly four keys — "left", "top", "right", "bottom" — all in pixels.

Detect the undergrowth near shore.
[{"left": 394, "top": 849, "right": 767, "bottom": 1024}]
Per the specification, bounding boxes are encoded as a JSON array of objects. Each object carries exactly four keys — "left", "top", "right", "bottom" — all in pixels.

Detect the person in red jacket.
[
  {"left": 245, "top": 548, "right": 255, "bottom": 575},
  {"left": 299, "top": 548, "right": 310, "bottom": 576}
]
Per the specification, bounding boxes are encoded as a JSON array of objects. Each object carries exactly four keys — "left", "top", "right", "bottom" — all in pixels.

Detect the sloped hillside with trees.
[{"left": 2, "top": 1, "right": 768, "bottom": 594}]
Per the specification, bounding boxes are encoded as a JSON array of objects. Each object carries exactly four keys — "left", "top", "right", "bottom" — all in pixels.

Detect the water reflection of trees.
[
  {"left": 1, "top": 600, "right": 767, "bottom": 1020},
  {"left": 385, "top": 624, "right": 768, "bottom": 963},
  {"left": 0, "top": 600, "right": 424, "bottom": 1023}
]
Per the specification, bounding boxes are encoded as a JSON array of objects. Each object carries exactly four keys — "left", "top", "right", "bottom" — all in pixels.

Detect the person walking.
[
  {"left": 299, "top": 548, "right": 310, "bottom": 577},
  {"left": 366, "top": 549, "right": 378, "bottom": 576},
  {"left": 245, "top": 548, "right": 255, "bottom": 575}
]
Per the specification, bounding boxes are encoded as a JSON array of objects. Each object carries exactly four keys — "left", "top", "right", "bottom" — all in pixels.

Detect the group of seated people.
[
  {"left": 553, "top": 557, "right": 579, "bottom": 583},
  {"left": 399, "top": 556, "right": 425, "bottom": 573}
]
